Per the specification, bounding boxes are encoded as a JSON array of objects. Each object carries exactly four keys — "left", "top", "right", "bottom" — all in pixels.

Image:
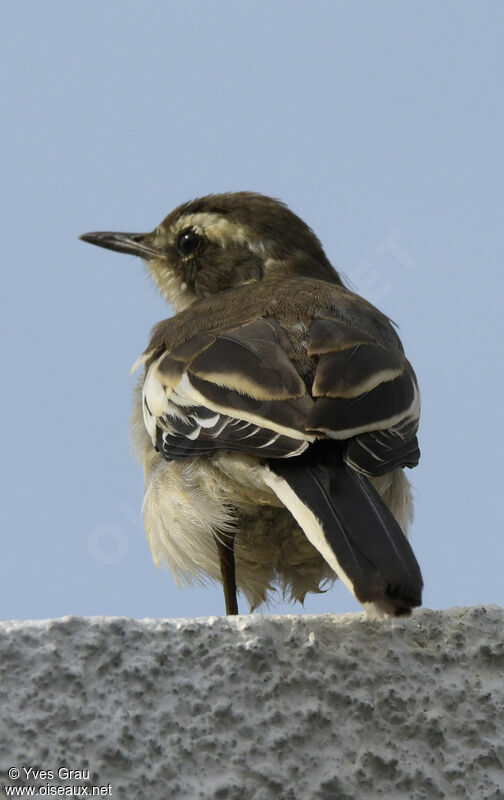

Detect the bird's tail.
[{"left": 263, "top": 442, "right": 423, "bottom": 616}]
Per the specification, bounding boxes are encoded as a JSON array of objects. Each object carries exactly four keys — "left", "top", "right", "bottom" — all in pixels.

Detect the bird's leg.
[{"left": 214, "top": 531, "right": 238, "bottom": 615}]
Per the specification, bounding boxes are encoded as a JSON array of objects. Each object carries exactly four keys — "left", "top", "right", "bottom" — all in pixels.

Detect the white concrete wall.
[{"left": 0, "top": 606, "right": 503, "bottom": 799}]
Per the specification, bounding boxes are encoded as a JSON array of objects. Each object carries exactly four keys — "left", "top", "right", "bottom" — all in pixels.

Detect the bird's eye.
[{"left": 177, "top": 229, "right": 202, "bottom": 258}]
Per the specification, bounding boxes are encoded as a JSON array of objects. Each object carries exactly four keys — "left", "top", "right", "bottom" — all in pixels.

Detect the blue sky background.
[{"left": 1, "top": 1, "right": 503, "bottom": 621}]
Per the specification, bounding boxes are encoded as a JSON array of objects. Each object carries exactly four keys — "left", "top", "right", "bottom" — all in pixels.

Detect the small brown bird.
[{"left": 81, "top": 192, "right": 422, "bottom": 617}]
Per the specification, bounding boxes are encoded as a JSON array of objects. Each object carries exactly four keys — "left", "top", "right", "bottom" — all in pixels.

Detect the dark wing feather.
[
  {"left": 156, "top": 409, "right": 306, "bottom": 459},
  {"left": 188, "top": 319, "right": 306, "bottom": 399},
  {"left": 305, "top": 317, "right": 420, "bottom": 475},
  {"left": 345, "top": 419, "right": 420, "bottom": 476},
  {"left": 142, "top": 318, "right": 314, "bottom": 461},
  {"left": 139, "top": 297, "right": 420, "bottom": 472}
]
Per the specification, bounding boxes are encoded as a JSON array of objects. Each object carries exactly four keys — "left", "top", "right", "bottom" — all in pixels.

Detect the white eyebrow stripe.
[{"left": 172, "top": 212, "right": 249, "bottom": 247}]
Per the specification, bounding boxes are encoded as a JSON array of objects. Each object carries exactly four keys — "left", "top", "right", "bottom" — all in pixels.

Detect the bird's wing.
[
  {"left": 138, "top": 296, "right": 420, "bottom": 472},
  {"left": 305, "top": 316, "right": 420, "bottom": 475},
  {"left": 140, "top": 318, "right": 315, "bottom": 461}
]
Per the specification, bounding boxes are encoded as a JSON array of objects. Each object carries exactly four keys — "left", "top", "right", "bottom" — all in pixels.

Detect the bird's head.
[{"left": 81, "top": 191, "right": 341, "bottom": 311}]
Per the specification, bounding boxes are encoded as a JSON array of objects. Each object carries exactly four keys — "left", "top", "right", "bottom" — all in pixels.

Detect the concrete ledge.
[{"left": 0, "top": 607, "right": 503, "bottom": 799}]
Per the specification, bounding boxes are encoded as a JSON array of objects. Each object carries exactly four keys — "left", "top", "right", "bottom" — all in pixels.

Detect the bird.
[{"left": 80, "top": 191, "right": 422, "bottom": 618}]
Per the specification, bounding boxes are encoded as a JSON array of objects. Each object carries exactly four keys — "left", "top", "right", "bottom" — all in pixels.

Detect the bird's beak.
[{"left": 79, "top": 230, "right": 160, "bottom": 260}]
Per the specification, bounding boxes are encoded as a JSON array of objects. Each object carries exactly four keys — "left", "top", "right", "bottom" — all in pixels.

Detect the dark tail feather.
[{"left": 267, "top": 443, "right": 423, "bottom": 616}]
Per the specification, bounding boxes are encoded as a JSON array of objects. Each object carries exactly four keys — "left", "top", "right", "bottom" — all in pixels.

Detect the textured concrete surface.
[{"left": 0, "top": 606, "right": 503, "bottom": 799}]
